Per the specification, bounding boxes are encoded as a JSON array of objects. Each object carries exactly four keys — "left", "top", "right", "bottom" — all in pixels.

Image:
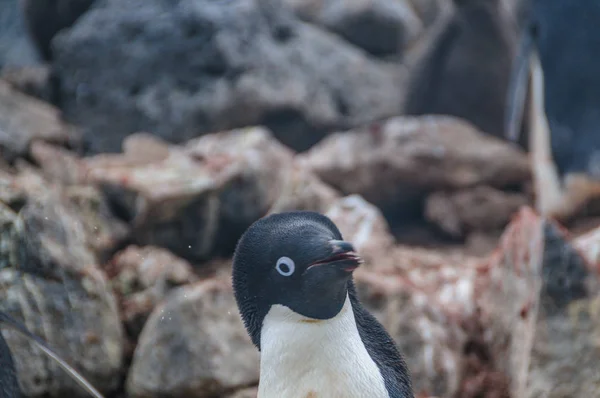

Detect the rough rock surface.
[
  {"left": 355, "top": 245, "right": 479, "bottom": 397},
  {"left": 53, "top": 0, "right": 404, "bottom": 153},
  {"left": 126, "top": 277, "right": 259, "bottom": 398},
  {"left": 526, "top": 222, "right": 600, "bottom": 398},
  {"left": 284, "top": 0, "right": 423, "bottom": 57},
  {"left": 0, "top": 178, "right": 124, "bottom": 396},
  {"left": 301, "top": 115, "right": 531, "bottom": 210},
  {"left": 352, "top": 207, "right": 600, "bottom": 398},
  {"left": 425, "top": 186, "right": 529, "bottom": 238},
  {"left": 326, "top": 194, "right": 395, "bottom": 268},
  {"left": 106, "top": 245, "right": 199, "bottom": 339},
  {"left": 1, "top": 66, "right": 54, "bottom": 103},
  {"left": 0, "top": 80, "right": 79, "bottom": 161},
  {"left": 84, "top": 127, "right": 338, "bottom": 262},
  {"left": 407, "top": 0, "right": 450, "bottom": 28}
]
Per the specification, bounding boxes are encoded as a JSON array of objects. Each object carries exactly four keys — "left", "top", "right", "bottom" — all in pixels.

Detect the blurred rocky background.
[{"left": 1, "top": 0, "right": 599, "bottom": 397}]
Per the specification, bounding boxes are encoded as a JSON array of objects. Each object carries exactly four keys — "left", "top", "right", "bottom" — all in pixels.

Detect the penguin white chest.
[{"left": 258, "top": 296, "right": 390, "bottom": 398}]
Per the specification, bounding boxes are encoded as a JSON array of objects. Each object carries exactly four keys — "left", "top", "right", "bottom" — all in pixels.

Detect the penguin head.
[{"left": 232, "top": 211, "right": 362, "bottom": 348}]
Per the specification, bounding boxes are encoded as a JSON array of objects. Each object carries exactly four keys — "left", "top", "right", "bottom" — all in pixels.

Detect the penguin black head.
[{"left": 232, "top": 211, "right": 362, "bottom": 348}]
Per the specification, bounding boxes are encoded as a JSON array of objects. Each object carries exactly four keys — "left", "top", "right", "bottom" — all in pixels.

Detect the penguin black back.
[
  {"left": 506, "top": 0, "right": 600, "bottom": 178},
  {"left": 233, "top": 211, "right": 414, "bottom": 398},
  {"left": 347, "top": 282, "right": 414, "bottom": 398}
]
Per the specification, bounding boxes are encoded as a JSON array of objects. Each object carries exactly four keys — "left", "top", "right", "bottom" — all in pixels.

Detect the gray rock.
[
  {"left": 126, "top": 277, "right": 260, "bottom": 398},
  {"left": 0, "top": 191, "right": 124, "bottom": 396},
  {"left": 0, "top": 324, "right": 20, "bottom": 398},
  {"left": 106, "top": 245, "right": 199, "bottom": 339},
  {"left": 425, "top": 186, "right": 529, "bottom": 238},
  {"left": 52, "top": 0, "right": 404, "bottom": 153},
  {"left": 325, "top": 194, "right": 395, "bottom": 269},
  {"left": 84, "top": 127, "right": 338, "bottom": 262},
  {"left": 526, "top": 221, "right": 600, "bottom": 397},
  {"left": 0, "top": 80, "right": 79, "bottom": 162},
  {"left": 284, "top": 0, "right": 423, "bottom": 58},
  {"left": 300, "top": 115, "right": 531, "bottom": 211}
]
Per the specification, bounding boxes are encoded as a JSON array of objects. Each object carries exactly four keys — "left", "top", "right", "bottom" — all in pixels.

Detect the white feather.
[{"left": 258, "top": 295, "right": 390, "bottom": 398}]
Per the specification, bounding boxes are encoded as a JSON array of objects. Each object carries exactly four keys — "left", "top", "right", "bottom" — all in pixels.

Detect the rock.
[
  {"left": 85, "top": 127, "right": 338, "bottom": 261},
  {"left": 354, "top": 245, "right": 480, "bottom": 397},
  {"left": 0, "top": 79, "right": 79, "bottom": 162},
  {"left": 353, "top": 207, "right": 600, "bottom": 397},
  {"left": 0, "top": 0, "right": 41, "bottom": 68},
  {"left": 0, "top": 329, "right": 19, "bottom": 398},
  {"left": 4, "top": 165, "right": 129, "bottom": 265},
  {"left": 475, "top": 208, "right": 600, "bottom": 398},
  {"left": 226, "top": 386, "right": 258, "bottom": 398},
  {"left": 300, "top": 116, "right": 531, "bottom": 210},
  {"left": 28, "top": 141, "right": 88, "bottom": 184},
  {"left": 1, "top": 65, "right": 54, "bottom": 103},
  {"left": 106, "top": 245, "right": 199, "bottom": 339},
  {"left": 407, "top": 0, "right": 450, "bottom": 28},
  {"left": 525, "top": 221, "right": 600, "bottom": 398},
  {"left": 21, "top": 0, "right": 96, "bottom": 61},
  {"left": 325, "top": 194, "right": 395, "bottom": 268},
  {"left": 475, "top": 207, "right": 545, "bottom": 398},
  {"left": 53, "top": 0, "right": 404, "bottom": 153},
  {"left": 284, "top": 0, "right": 423, "bottom": 58},
  {"left": 126, "top": 277, "right": 259, "bottom": 398},
  {"left": 0, "top": 191, "right": 124, "bottom": 396},
  {"left": 425, "top": 186, "right": 529, "bottom": 238}
]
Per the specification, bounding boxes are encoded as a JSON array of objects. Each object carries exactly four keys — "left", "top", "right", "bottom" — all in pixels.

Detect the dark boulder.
[{"left": 53, "top": 0, "right": 404, "bottom": 154}]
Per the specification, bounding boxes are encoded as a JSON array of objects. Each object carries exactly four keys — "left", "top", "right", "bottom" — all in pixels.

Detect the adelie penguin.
[
  {"left": 232, "top": 211, "right": 414, "bottom": 398},
  {"left": 0, "top": 311, "right": 104, "bottom": 398},
  {"left": 505, "top": 0, "right": 600, "bottom": 221}
]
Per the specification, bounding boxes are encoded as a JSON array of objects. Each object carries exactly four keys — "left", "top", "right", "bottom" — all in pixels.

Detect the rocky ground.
[{"left": 1, "top": 0, "right": 599, "bottom": 397}]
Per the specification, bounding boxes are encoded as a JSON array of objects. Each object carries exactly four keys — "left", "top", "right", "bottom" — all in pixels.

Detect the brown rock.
[
  {"left": 0, "top": 190, "right": 124, "bottom": 396},
  {"left": 3, "top": 167, "right": 129, "bottom": 268},
  {"left": 355, "top": 245, "right": 479, "bottom": 397},
  {"left": 475, "top": 208, "right": 600, "bottom": 398},
  {"left": 85, "top": 127, "right": 338, "bottom": 261},
  {"left": 1, "top": 65, "right": 54, "bottom": 103},
  {"left": 325, "top": 194, "right": 395, "bottom": 268},
  {"left": 425, "top": 186, "right": 529, "bottom": 238},
  {"left": 525, "top": 220, "right": 600, "bottom": 398},
  {"left": 300, "top": 116, "right": 531, "bottom": 209},
  {"left": 106, "top": 245, "right": 199, "bottom": 339},
  {"left": 126, "top": 277, "right": 259, "bottom": 398},
  {"left": 474, "top": 208, "right": 545, "bottom": 398},
  {"left": 0, "top": 79, "right": 78, "bottom": 161},
  {"left": 226, "top": 386, "right": 258, "bottom": 398},
  {"left": 29, "top": 141, "right": 88, "bottom": 185}
]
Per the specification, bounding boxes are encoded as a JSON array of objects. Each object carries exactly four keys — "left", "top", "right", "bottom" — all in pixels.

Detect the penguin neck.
[{"left": 258, "top": 295, "right": 389, "bottom": 398}]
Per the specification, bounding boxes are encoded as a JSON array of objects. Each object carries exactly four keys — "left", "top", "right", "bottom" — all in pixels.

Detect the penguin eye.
[{"left": 275, "top": 256, "right": 295, "bottom": 276}]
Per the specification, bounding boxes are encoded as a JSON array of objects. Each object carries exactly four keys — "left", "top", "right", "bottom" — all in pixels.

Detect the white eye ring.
[{"left": 276, "top": 257, "right": 295, "bottom": 276}]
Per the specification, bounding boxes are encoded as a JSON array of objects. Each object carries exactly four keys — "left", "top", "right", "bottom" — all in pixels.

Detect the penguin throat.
[{"left": 257, "top": 295, "right": 389, "bottom": 398}]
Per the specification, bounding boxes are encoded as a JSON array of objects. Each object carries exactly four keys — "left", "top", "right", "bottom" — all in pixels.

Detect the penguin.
[
  {"left": 0, "top": 311, "right": 104, "bottom": 398},
  {"left": 19, "top": 0, "right": 96, "bottom": 62},
  {"left": 232, "top": 211, "right": 414, "bottom": 398},
  {"left": 505, "top": 0, "right": 600, "bottom": 221},
  {"left": 403, "top": 0, "right": 526, "bottom": 143}
]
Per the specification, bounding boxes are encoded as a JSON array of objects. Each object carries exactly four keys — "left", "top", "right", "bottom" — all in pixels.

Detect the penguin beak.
[{"left": 306, "top": 240, "right": 363, "bottom": 273}]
